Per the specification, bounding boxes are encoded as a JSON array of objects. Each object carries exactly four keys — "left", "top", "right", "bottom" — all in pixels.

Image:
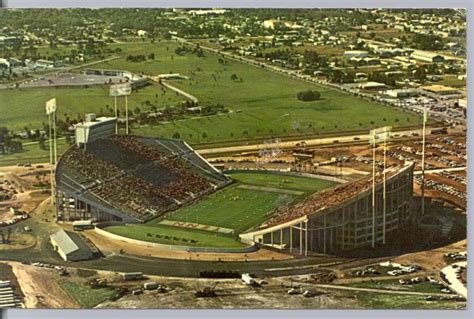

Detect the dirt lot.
[
  {"left": 393, "top": 239, "right": 467, "bottom": 272},
  {"left": 6, "top": 261, "right": 79, "bottom": 308},
  {"left": 96, "top": 275, "right": 359, "bottom": 309},
  {"left": 0, "top": 164, "right": 50, "bottom": 218}
]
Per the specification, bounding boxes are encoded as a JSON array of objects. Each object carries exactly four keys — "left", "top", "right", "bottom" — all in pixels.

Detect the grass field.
[
  {"left": 350, "top": 291, "right": 465, "bottom": 309},
  {"left": 345, "top": 279, "right": 446, "bottom": 294},
  {"left": 2, "top": 83, "right": 183, "bottom": 131},
  {"left": 229, "top": 171, "right": 337, "bottom": 195},
  {"left": 0, "top": 138, "right": 69, "bottom": 166},
  {"left": 106, "top": 223, "right": 246, "bottom": 248},
  {"left": 158, "top": 185, "right": 294, "bottom": 233},
  {"left": 59, "top": 281, "right": 116, "bottom": 308},
  {"left": 105, "top": 172, "right": 336, "bottom": 248},
  {"left": 92, "top": 41, "right": 422, "bottom": 144}
]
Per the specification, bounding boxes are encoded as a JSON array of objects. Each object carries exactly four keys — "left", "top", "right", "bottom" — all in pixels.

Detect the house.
[{"left": 50, "top": 229, "right": 96, "bottom": 261}]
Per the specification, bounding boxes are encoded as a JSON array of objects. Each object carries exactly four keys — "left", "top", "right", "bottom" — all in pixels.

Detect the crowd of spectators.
[
  {"left": 58, "top": 135, "right": 225, "bottom": 220},
  {"left": 262, "top": 167, "right": 403, "bottom": 228}
]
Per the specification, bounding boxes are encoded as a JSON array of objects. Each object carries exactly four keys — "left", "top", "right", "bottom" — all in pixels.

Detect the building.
[
  {"left": 50, "top": 229, "right": 96, "bottom": 261},
  {"left": 411, "top": 52, "right": 445, "bottom": 63},
  {"left": 422, "top": 85, "right": 461, "bottom": 96},
  {"left": 240, "top": 163, "right": 414, "bottom": 254},
  {"left": 344, "top": 50, "right": 369, "bottom": 58},
  {"left": 386, "top": 89, "right": 420, "bottom": 98},
  {"left": 358, "top": 81, "right": 387, "bottom": 90},
  {"left": 35, "top": 59, "right": 64, "bottom": 68},
  {"left": 75, "top": 114, "right": 117, "bottom": 148}
]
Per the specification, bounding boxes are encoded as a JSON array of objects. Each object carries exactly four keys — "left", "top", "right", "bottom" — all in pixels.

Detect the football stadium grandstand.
[
  {"left": 240, "top": 163, "right": 414, "bottom": 255},
  {"left": 55, "top": 114, "right": 415, "bottom": 255},
  {"left": 56, "top": 133, "right": 230, "bottom": 222}
]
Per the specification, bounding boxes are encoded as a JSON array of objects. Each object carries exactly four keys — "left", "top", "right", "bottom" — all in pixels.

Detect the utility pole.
[
  {"left": 114, "top": 95, "right": 118, "bottom": 134},
  {"left": 372, "top": 136, "right": 376, "bottom": 248},
  {"left": 125, "top": 94, "right": 129, "bottom": 135},
  {"left": 383, "top": 138, "right": 387, "bottom": 245},
  {"left": 421, "top": 104, "right": 427, "bottom": 216}
]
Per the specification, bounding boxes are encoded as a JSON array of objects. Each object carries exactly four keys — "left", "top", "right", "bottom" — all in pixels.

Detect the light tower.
[
  {"left": 369, "top": 126, "right": 392, "bottom": 247},
  {"left": 45, "top": 98, "right": 58, "bottom": 204}
]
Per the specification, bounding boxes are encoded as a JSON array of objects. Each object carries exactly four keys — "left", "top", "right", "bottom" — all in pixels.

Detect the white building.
[
  {"left": 75, "top": 114, "right": 116, "bottom": 148},
  {"left": 344, "top": 50, "right": 369, "bottom": 58},
  {"left": 386, "top": 89, "right": 419, "bottom": 98},
  {"left": 50, "top": 229, "right": 95, "bottom": 261}
]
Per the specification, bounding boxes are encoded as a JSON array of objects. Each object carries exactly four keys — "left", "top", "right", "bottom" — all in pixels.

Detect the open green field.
[
  {"left": 59, "top": 281, "right": 116, "bottom": 308},
  {"left": 350, "top": 291, "right": 465, "bottom": 309},
  {"left": 93, "top": 41, "right": 422, "bottom": 144},
  {"left": 105, "top": 172, "right": 335, "bottom": 248},
  {"left": 345, "top": 279, "right": 446, "bottom": 294},
  {"left": 106, "top": 223, "right": 246, "bottom": 248},
  {"left": 1, "top": 83, "right": 183, "bottom": 131},
  {"left": 0, "top": 138, "right": 69, "bottom": 166}
]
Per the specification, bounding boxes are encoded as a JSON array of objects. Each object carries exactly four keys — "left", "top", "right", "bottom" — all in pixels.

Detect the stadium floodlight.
[
  {"left": 421, "top": 104, "right": 428, "bottom": 216},
  {"left": 110, "top": 83, "right": 132, "bottom": 134},
  {"left": 369, "top": 126, "right": 392, "bottom": 247},
  {"left": 45, "top": 98, "right": 58, "bottom": 205}
]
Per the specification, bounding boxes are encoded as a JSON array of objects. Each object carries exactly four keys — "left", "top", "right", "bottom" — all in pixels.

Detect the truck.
[
  {"left": 73, "top": 220, "right": 94, "bottom": 231},
  {"left": 241, "top": 273, "right": 257, "bottom": 286},
  {"left": 122, "top": 272, "right": 144, "bottom": 281}
]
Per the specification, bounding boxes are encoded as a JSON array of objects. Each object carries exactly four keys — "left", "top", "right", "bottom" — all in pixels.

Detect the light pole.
[
  {"left": 46, "top": 98, "right": 57, "bottom": 205},
  {"left": 421, "top": 104, "right": 427, "bottom": 216}
]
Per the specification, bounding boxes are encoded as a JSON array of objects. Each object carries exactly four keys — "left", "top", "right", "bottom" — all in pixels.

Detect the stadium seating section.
[{"left": 57, "top": 135, "right": 230, "bottom": 221}]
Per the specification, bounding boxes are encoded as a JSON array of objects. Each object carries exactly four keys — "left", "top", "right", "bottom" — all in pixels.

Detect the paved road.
[
  {"left": 0, "top": 56, "right": 120, "bottom": 90},
  {"left": 159, "top": 80, "right": 199, "bottom": 103},
  {"left": 196, "top": 127, "right": 432, "bottom": 155},
  {"left": 414, "top": 167, "right": 466, "bottom": 175},
  {"left": 441, "top": 261, "right": 467, "bottom": 298}
]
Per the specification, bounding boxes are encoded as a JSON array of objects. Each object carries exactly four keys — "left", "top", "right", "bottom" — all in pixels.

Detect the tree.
[
  {"left": 38, "top": 135, "right": 46, "bottom": 150},
  {"left": 202, "top": 132, "right": 207, "bottom": 139},
  {"left": 230, "top": 73, "right": 238, "bottom": 81},
  {"left": 172, "top": 132, "right": 181, "bottom": 139},
  {"left": 148, "top": 53, "right": 155, "bottom": 60},
  {"left": 296, "top": 90, "right": 321, "bottom": 101}
]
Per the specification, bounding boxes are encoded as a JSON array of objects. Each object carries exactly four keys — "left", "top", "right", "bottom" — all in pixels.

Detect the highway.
[{"left": 196, "top": 127, "right": 431, "bottom": 156}]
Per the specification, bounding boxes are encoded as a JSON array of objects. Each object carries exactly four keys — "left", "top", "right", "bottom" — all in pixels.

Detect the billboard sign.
[
  {"left": 110, "top": 83, "right": 132, "bottom": 97},
  {"left": 45, "top": 98, "right": 57, "bottom": 115},
  {"left": 370, "top": 126, "right": 392, "bottom": 143}
]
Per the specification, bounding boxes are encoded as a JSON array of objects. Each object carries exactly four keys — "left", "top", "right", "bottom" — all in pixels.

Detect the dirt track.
[{"left": 82, "top": 229, "right": 291, "bottom": 262}]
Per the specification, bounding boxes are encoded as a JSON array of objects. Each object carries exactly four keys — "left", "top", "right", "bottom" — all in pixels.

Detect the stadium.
[{"left": 55, "top": 114, "right": 415, "bottom": 255}]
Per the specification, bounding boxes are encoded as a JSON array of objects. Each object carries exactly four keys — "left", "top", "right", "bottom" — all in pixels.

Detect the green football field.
[{"left": 105, "top": 172, "right": 337, "bottom": 248}]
